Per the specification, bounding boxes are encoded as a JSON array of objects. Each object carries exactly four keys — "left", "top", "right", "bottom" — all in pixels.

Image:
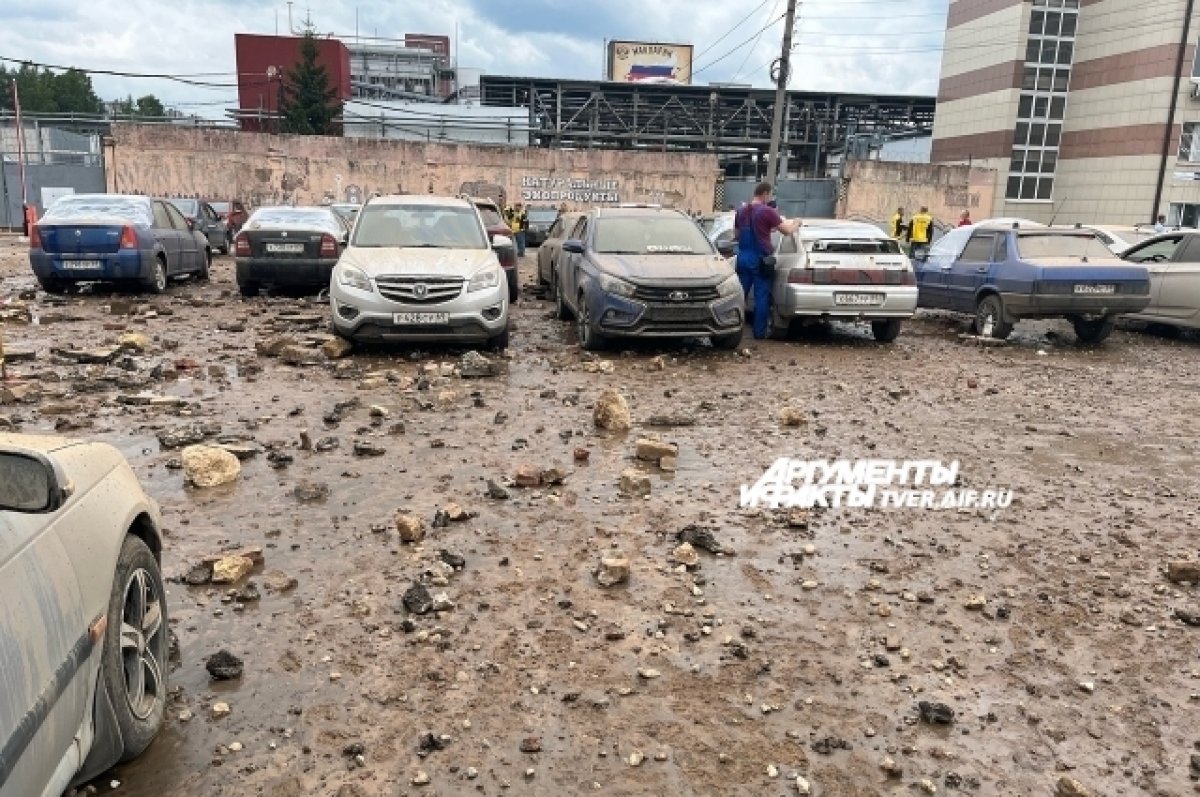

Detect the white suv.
[
  {"left": 767, "top": 220, "right": 918, "bottom": 342},
  {"left": 329, "top": 195, "right": 512, "bottom": 349}
]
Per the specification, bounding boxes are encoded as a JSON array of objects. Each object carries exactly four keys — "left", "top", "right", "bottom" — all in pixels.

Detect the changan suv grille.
[{"left": 375, "top": 275, "right": 464, "bottom": 304}]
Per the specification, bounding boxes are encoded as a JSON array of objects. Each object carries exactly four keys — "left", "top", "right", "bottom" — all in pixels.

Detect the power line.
[
  {"left": 695, "top": 0, "right": 777, "bottom": 59},
  {"left": 693, "top": 11, "right": 789, "bottom": 76},
  {"left": 731, "top": 0, "right": 784, "bottom": 83}
]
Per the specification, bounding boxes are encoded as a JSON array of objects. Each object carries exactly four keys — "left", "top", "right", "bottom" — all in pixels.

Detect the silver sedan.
[{"left": 0, "top": 434, "right": 166, "bottom": 797}]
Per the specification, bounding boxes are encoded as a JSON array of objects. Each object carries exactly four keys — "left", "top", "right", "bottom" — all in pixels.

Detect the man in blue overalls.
[{"left": 734, "top": 182, "right": 799, "bottom": 339}]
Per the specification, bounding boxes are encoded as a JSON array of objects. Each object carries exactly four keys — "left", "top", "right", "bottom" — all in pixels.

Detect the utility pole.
[
  {"left": 766, "top": 0, "right": 799, "bottom": 184},
  {"left": 11, "top": 80, "right": 29, "bottom": 225}
]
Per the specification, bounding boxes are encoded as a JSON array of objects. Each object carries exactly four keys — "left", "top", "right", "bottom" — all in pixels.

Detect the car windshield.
[
  {"left": 528, "top": 209, "right": 558, "bottom": 223},
  {"left": 1016, "top": 233, "right": 1114, "bottom": 260},
  {"left": 594, "top": 215, "right": 714, "bottom": 255},
  {"left": 247, "top": 208, "right": 342, "bottom": 235},
  {"left": 210, "top": 201, "right": 231, "bottom": 214},
  {"left": 168, "top": 199, "right": 199, "bottom": 216},
  {"left": 352, "top": 204, "right": 488, "bottom": 249},
  {"left": 41, "top": 196, "right": 152, "bottom": 226},
  {"left": 806, "top": 238, "right": 902, "bottom": 254}
]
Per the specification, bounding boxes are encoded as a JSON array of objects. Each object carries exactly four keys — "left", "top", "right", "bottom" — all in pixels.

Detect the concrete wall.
[
  {"left": 104, "top": 124, "right": 721, "bottom": 212},
  {"left": 839, "top": 160, "right": 998, "bottom": 230}
]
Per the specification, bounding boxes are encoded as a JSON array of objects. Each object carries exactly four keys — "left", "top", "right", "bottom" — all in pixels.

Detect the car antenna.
[{"left": 1048, "top": 196, "right": 1068, "bottom": 226}]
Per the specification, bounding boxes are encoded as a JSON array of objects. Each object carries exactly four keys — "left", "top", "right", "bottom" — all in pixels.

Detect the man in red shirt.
[
  {"left": 733, "top": 182, "right": 800, "bottom": 339},
  {"left": 957, "top": 210, "right": 972, "bottom": 227}
]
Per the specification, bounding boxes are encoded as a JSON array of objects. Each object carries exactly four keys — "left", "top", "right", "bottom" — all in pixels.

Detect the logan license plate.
[
  {"left": 834, "top": 293, "right": 885, "bottom": 306},
  {"left": 1073, "top": 284, "right": 1116, "bottom": 295},
  {"left": 266, "top": 243, "right": 305, "bottom": 254},
  {"left": 394, "top": 312, "right": 449, "bottom": 325},
  {"left": 62, "top": 259, "right": 102, "bottom": 270}
]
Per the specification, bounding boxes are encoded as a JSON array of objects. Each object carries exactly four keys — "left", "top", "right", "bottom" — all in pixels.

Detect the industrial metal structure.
[{"left": 480, "top": 75, "right": 936, "bottom": 178}]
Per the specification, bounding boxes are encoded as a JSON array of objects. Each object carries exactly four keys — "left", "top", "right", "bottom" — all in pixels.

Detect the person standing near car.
[
  {"left": 957, "top": 210, "right": 972, "bottom": 227},
  {"left": 733, "top": 182, "right": 800, "bottom": 340},
  {"left": 890, "top": 207, "right": 907, "bottom": 239},
  {"left": 908, "top": 206, "right": 934, "bottom": 258},
  {"left": 506, "top": 202, "right": 529, "bottom": 258}
]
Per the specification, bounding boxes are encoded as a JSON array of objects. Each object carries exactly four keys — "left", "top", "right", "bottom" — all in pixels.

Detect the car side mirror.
[
  {"left": 716, "top": 241, "right": 735, "bottom": 258},
  {"left": 0, "top": 451, "right": 69, "bottom": 513},
  {"left": 492, "top": 234, "right": 513, "bottom": 250},
  {"left": 562, "top": 239, "right": 585, "bottom": 254}
]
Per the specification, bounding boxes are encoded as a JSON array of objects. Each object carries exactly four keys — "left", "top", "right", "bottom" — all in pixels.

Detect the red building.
[
  {"left": 404, "top": 34, "right": 453, "bottom": 97},
  {"left": 234, "top": 34, "right": 352, "bottom": 132}
]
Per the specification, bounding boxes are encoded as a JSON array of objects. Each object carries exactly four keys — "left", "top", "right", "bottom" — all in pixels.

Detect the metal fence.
[
  {"left": 0, "top": 122, "right": 105, "bottom": 229},
  {"left": 720, "top": 178, "right": 838, "bottom": 219}
]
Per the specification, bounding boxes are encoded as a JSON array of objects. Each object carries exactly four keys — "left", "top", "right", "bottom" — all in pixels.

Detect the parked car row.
[{"left": 25, "top": 194, "right": 1200, "bottom": 347}]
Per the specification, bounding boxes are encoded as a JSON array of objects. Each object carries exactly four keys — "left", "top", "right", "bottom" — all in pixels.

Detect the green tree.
[
  {"left": 278, "top": 30, "right": 341, "bottom": 135},
  {"left": 134, "top": 94, "right": 165, "bottom": 117},
  {"left": 0, "top": 63, "right": 103, "bottom": 115}
]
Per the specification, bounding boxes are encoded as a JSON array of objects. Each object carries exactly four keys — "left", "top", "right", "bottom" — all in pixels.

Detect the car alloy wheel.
[{"left": 120, "top": 565, "right": 166, "bottom": 720}]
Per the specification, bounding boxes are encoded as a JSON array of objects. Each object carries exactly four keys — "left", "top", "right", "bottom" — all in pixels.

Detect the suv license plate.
[
  {"left": 1074, "top": 284, "right": 1116, "bottom": 295},
  {"left": 394, "top": 312, "right": 449, "bottom": 325},
  {"left": 62, "top": 260, "right": 102, "bottom": 270},
  {"left": 834, "top": 292, "right": 884, "bottom": 306}
]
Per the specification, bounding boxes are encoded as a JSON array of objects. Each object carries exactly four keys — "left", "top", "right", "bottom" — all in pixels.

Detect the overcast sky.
[{"left": 0, "top": 0, "right": 948, "bottom": 117}]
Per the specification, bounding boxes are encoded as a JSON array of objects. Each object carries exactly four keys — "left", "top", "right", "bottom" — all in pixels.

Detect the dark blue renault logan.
[{"left": 915, "top": 224, "right": 1151, "bottom": 344}]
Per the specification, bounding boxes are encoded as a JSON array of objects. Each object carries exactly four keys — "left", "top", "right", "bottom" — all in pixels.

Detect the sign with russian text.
[{"left": 520, "top": 176, "right": 620, "bottom": 204}]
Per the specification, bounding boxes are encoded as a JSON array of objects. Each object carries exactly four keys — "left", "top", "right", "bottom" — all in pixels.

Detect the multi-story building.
[
  {"left": 347, "top": 35, "right": 452, "bottom": 100},
  {"left": 932, "top": 0, "right": 1200, "bottom": 226}
]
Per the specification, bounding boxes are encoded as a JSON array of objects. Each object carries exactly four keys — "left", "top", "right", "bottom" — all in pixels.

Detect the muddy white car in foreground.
[
  {"left": 768, "top": 220, "right": 919, "bottom": 342},
  {"left": 0, "top": 435, "right": 166, "bottom": 797}
]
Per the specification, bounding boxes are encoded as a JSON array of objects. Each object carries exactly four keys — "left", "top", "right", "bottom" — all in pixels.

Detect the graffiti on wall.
[{"left": 520, "top": 176, "right": 620, "bottom": 204}]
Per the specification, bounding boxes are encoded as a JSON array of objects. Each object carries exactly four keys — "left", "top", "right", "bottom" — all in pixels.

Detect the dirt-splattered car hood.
[{"left": 590, "top": 252, "right": 734, "bottom": 284}]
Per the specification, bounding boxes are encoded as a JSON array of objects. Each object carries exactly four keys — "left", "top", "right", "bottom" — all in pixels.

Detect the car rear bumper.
[
  {"left": 236, "top": 257, "right": 337, "bottom": 287},
  {"left": 778, "top": 285, "right": 918, "bottom": 319},
  {"left": 592, "top": 291, "right": 744, "bottom": 338},
  {"left": 30, "top": 250, "right": 150, "bottom": 281},
  {"left": 330, "top": 282, "right": 508, "bottom": 343},
  {"left": 1000, "top": 291, "right": 1151, "bottom": 318}
]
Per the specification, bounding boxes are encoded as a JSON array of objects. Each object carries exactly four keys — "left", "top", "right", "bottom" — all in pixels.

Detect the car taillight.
[
  {"left": 901, "top": 270, "right": 917, "bottom": 286},
  {"left": 29, "top": 224, "right": 42, "bottom": 250},
  {"left": 234, "top": 233, "right": 251, "bottom": 256},
  {"left": 787, "top": 269, "right": 814, "bottom": 284},
  {"left": 119, "top": 225, "right": 138, "bottom": 249},
  {"left": 320, "top": 233, "right": 337, "bottom": 258}
]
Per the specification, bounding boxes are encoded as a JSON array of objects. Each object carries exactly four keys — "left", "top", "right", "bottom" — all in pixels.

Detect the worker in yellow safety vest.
[{"left": 907, "top": 206, "right": 934, "bottom": 260}]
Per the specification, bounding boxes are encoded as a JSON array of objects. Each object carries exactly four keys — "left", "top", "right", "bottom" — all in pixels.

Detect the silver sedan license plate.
[
  {"left": 394, "top": 312, "right": 449, "bottom": 325},
  {"left": 62, "top": 259, "right": 102, "bottom": 270},
  {"left": 266, "top": 243, "right": 305, "bottom": 254},
  {"left": 1074, "top": 284, "right": 1115, "bottom": 295},
  {"left": 834, "top": 292, "right": 884, "bottom": 306}
]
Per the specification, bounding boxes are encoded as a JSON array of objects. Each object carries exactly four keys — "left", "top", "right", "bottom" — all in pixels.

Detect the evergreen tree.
[{"left": 278, "top": 30, "right": 341, "bottom": 135}]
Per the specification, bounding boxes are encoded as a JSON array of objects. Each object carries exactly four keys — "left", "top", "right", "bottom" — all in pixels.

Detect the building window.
[
  {"left": 1180, "top": 122, "right": 1200, "bottom": 163},
  {"left": 1006, "top": 0, "right": 1078, "bottom": 201}
]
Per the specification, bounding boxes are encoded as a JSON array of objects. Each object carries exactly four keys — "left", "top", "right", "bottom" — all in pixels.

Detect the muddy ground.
[{"left": 2, "top": 235, "right": 1199, "bottom": 797}]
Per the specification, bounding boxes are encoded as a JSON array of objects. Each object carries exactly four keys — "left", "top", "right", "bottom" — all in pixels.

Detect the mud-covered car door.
[
  {"left": 562, "top": 215, "right": 590, "bottom": 312},
  {"left": 0, "top": 467, "right": 88, "bottom": 796},
  {"left": 1123, "top": 234, "right": 1187, "bottom": 321},
  {"left": 917, "top": 226, "right": 970, "bottom": 309},
  {"left": 948, "top": 231, "right": 999, "bottom": 312}
]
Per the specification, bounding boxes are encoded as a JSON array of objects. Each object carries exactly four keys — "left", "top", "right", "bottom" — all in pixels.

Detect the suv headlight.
[
  {"left": 597, "top": 272, "right": 636, "bottom": 298},
  {"left": 468, "top": 265, "right": 502, "bottom": 293},
  {"left": 717, "top": 273, "right": 742, "bottom": 297},
  {"left": 337, "top": 265, "right": 372, "bottom": 292}
]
